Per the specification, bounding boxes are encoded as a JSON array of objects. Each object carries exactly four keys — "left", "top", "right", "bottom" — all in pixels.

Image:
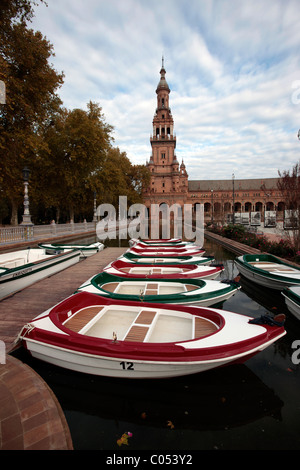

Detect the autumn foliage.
[{"left": 0, "top": 0, "right": 149, "bottom": 224}]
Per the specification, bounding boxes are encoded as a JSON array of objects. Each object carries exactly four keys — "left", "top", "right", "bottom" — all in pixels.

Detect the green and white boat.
[
  {"left": 119, "top": 252, "right": 214, "bottom": 265},
  {"left": 282, "top": 286, "right": 300, "bottom": 321},
  {"left": 235, "top": 253, "right": 300, "bottom": 290},
  {"left": 0, "top": 248, "right": 81, "bottom": 299},
  {"left": 76, "top": 272, "right": 240, "bottom": 307},
  {"left": 39, "top": 241, "right": 104, "bottom": 258}
]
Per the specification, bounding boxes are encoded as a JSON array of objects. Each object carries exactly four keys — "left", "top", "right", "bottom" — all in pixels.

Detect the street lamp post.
[
  {"left": 20, "top": 167, "right": 33, "bottom": 226},
  {"left": 232, "top": 172, "right": 235, "bottom": 224},
  {"left": 211, "top": 189, "right": 214, "bottom": 224},
  {"left": 93, "top": 191, "right": 97, "bottom": 222}
]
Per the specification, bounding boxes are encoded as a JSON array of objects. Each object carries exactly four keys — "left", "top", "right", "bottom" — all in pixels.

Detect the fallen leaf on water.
[
  {"left": 117, "top": 432, "right": 133, "bottom": 446},
  {"left": 167, "top": 420, "right": 175, "bottom": 429}
]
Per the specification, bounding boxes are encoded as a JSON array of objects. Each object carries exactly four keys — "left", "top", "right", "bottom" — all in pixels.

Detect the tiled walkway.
[{"left": 0, "top": 355, "right": 73, "bottom": 450}]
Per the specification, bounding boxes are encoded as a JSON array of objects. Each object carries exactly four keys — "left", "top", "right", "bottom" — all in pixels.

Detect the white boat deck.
[
  {"left": 119, "top": 266, "right": 187, "bottom": 275},
  {"left": 63, "top": 305, "right": 218, "bottom": 343},
  {"left": 0, "top": 249, "right": 53, "bottom": 270},
  {"left": 102, "top": 281, "right": 199, "bottom": 296},
  {"left": 248, "top": 261, "right": 299, "bottom": 274}
]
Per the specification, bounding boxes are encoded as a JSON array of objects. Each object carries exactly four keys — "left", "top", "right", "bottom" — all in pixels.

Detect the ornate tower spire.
[
  {"left": 156, "top": 56, "right": 170, "bottom": 94},
  {"left": 147, "top": 59, "right": 185, "bottom": 194},
  {"left": 152, "top": 57, "right": 173, "bottom": 142},
  {"left": 144, "top": 59, "right": 188, "bottom": 206}
]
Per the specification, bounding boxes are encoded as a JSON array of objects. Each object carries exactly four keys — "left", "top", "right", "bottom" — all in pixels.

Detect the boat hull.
[
  {"left": 19, "top": 293, "right": 286, "bottom": 379},
  {"left": 235, "top": 254, "right": 300, "bottom": 290},
  {"left": 22, "top": 340, "right": 266, "bottom": 378},
  {"left": 129, "top": 238, "right": 185, "bottom": 247},
  {"left": 103, "top": 260, "right": 224, "bottom": 280},
  {"left": 282, "top": 286, "right": 300, "bottom": 321},
  {"left": 0, "top": 249, "right": 80, "bottom": 299},
  {"left": 128, "top": 246, "right": 205, "bottom": 256}
]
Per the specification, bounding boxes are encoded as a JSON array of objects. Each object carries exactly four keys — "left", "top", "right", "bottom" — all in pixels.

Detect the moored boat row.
[{"left": 17, "top": 237, "right": 286, "bottom": 379}]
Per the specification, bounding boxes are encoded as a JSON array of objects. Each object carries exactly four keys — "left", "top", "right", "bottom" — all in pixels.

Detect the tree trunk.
[
  {"left": 56, "top": 207, "right": 60, "bottom": 224},
  {"left": 69, "top": 205, "right": 74, "bottom": 223},
  {"left": 10, "top": 199, "right": 19, "bottom": 225}
]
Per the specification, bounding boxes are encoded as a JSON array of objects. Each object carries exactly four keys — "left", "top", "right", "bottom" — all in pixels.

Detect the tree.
[
  {"left": 39, "top": 102, "right": 114, "bottom": 221},
  {"left": 0, "top": 0, "right": 64, "bottom": 224},
  {"left": 0, "top": 0, "right": 40, "bottom": 30},
  {"left": 278, "top": 161, "right": 300, "bottom": 251},
  {"left": 89, "top": 147, "right": 150, "bottom": 209},
  {"left": 0, "top": 1, "right": 150, "bottom": 224},
  {"left": 39, "top": 102, "right": 150, "bottom": 221}
]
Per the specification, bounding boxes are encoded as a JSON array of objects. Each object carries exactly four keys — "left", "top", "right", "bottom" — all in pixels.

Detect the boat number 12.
[{"left": 120, "top": 361, "right": 134, "bottom": 370}]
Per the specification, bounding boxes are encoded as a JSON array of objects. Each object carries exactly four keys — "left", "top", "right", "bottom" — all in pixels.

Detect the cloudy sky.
[{"left": 30, "top": 0, "right": 300, "bottom": 181}]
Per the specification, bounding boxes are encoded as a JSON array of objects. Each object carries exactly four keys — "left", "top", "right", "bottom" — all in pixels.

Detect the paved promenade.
[{"left": 0, "top": 355, "right": 73, "bottom": 450}]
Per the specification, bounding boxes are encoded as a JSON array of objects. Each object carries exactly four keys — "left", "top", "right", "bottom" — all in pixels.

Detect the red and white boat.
[
  {"left": 103, "top": 259, "right": 224, "bottom": 281},
  {"left": 129, "top": 238, "right": 185, "bottom": 247},
  {"left": 18, "top": 292, "right": 286, "bottom": 379},
  {"left": 127, "top": 246, "right": 205, "bottom": 257}
]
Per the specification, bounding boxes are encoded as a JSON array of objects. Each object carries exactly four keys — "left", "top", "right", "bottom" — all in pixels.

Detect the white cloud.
[{"left": 30, "top": 0, "right": 300, "bottom": 180}]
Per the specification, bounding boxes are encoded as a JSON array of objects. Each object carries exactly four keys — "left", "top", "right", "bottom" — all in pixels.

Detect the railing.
[
  {"left": 0, "top": 221, "right": 97, "bottom": 245},
  {"left": 150, "top": 135, "right": 176, "bottom": 141}
]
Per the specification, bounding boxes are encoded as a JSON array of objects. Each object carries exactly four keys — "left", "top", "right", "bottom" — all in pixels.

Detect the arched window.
[
  {"left": 224, "top": 202, "right": 231, "bottom": 212},
  {"left": 255, "top": 202, "right": 263, "bottom": 212},
  {"left": 245, "top": 202, "right": 252, "bottom": 212}
]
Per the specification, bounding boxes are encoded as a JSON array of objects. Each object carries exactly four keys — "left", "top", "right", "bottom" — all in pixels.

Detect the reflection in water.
[
  {"left": 13, "top": 348, "right": 283, "bottom": 450},
  {"left": 13, "top": 236, "right": 300, "bottom": 450}
]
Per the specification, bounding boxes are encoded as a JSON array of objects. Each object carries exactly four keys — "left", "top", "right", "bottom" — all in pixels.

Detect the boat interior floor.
[
  {"left": 247, "top": 261, "right": 298, "bottom": 273},
  {"left": 63, "top": 305, "right": 219, "bottom": 343},
  {"left": 119, "top": 267, "right": 188, "bottom": 274},
  {"left": 102, "top": 281, "right": 199, "bottom": 296}
]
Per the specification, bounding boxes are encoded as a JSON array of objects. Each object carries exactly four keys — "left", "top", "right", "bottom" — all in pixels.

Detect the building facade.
[{"left": 143, "top": 60, "right": 285, "bottom": 227}]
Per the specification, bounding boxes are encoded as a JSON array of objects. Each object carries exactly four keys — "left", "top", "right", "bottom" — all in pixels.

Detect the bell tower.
[{"left": 144, "top": 58, "right": 188, "bottom": 208}]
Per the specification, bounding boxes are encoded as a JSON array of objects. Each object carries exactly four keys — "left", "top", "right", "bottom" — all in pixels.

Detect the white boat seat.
[
  {"left": 1, "top": 258, "right": 26, "bottom": 269},
  {"left": 248, "top": 261, "right": 298, "bottom": 273}
]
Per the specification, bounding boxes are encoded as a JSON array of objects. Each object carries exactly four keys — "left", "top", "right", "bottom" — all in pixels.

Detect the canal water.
[{"left": 13, "top": 237, "right": 300, "bottom": 452}]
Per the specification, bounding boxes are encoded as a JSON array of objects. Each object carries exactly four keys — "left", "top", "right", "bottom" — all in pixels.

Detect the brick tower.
[{"left": 144, "top": 58, "right": 188, "bottom": 208}]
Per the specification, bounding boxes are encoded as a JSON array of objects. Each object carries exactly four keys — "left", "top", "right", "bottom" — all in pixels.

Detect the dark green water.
[{"left": 13, "top": 237, "right": 300, "bottom": 453}]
